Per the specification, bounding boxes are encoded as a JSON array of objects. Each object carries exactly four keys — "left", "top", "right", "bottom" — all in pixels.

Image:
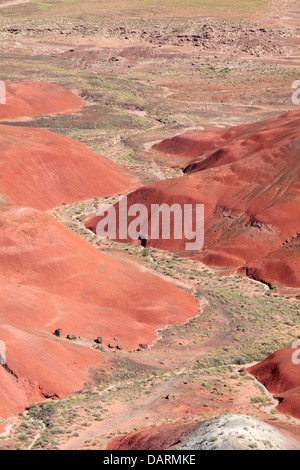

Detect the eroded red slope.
[
  {"left": 0, "top": 206, "right": 198, "bottom": 417},
  {"left": 0, "top": 326, "right": 99, "bottom": 418},
  {"left": 248, "top": 345, "right": 300, "bottom": 419},
  {"left": 87, "top": 111, "right": 300, "bottom": 289},
  {"left": 153, "top": 111, "right": 300, "bottom": 169},
  {"left": 239, "top": 234, "right": 300, "bottom": 288},
  {"left": 107, "top": 422, "right": 197, "bottom": 450},
  {"left": 0, "top": 125, "right": 136, "bottom": 210},
  {"left": 0, "top": 81, "right": 85, "bottom": 121}
]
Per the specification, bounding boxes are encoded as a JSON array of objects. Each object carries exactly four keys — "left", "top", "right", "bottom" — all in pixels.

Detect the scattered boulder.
[
  {"left": 95, "top": 345, "right": 107, "bottom": 353},
  {"left": 164, "top": 394, "right": 175, "bottom": 400},
  {"left": 66, "top": 334, "right": 77, "bottom": 340},
  {"left": 139, "top": 343, "right": 148, "bottom": 349},
  {"left": 138, "top": 233, "right": 148, "bottom": 248},
  {"left": 95, "top": 336, "right": 103, "bottom": 344},
  {"left": 116, "top": 345, "right": 124, "bottom": 350},
  {"left": 108, "top": 343, "right": 115, "bottom": 349},
  {"left": 53, "top": 328, "right": 62, "bottom": 337}
]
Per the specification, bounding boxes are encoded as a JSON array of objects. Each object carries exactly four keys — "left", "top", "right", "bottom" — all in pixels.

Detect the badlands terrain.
[{"left": 0, "top": 0, "right": 300, "bottom": 451}]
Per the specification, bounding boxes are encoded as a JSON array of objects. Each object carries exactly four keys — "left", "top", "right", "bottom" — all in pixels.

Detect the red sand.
[
  {"left": 107, "top": 422, "right": 197, "bottom": 450},
  {"left": 0, "top": 206, "right": 198, "bottom": 417},
  {"left": 0, "top": 81, "right": 85, "bottom": 121},
  {"left": 87, "top": 110, "right": 300, "bottom": 289},
  {"left": 248, "top": 345, "right": 300, "bottom": 419},
  {"left": 0, "top": 125, "right": 136, "bottom": 210}
]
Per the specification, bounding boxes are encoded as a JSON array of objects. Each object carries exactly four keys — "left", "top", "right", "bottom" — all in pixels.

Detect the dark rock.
[
  {"left": 116, "top": 345, "right": 123, "bottom": 350},
  {"left": 66, "top": 334, "right": 77, "bottom": 340},
  {"left": 54, "top": 328, "right": 62, "bottom": 337},
  {"left": 164, "top": 394, "right": 174, "bottom": 400},
  {"left": 95, "top": 336, "right": 103, "bottom": 344},
  {"left": 139, "top": 343, "right": 148, "bottom": 349}
]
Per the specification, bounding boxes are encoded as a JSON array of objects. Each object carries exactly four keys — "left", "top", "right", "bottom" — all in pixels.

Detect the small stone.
[
  {"left": 108, "top": 343, "right": 114, "bottom": 349},
  {"left": 95, "top": 336, "right": 103, "bottom": 344},
  {"left": 66, "top": 334, "right": 77, "bottom": 340},
  {"left": 116, "top": 345, "right": 123, "bottom": 350},
  {"left": 113, "top": 337, "right": 120, "bottom": 342},
  {"left": 95, "top": 345, "right": 107, "bottom": 352},
  {"left": 53, "top": 328, "right": 62, "bottom": 337},
  {"left": 139, "top": 343, "right": 148, "bottom": 349}
]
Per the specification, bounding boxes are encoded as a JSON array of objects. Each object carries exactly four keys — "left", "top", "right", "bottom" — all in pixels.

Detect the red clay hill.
[
  {"left": 0, "top": 125, "right": 137, "bottom": 210},
  {"left": 107, "top": 422, "right": 197, "bottom": 450},
  {"left": 0, "top": 81, "right": 196, "bottom": 417},
  {"left": 248, "top": 344, "right": 300, "bottom": 419},
  {"left": 0, "top": 206, "right": 198, "bottom": 418},
  {"left": 87, "top": 110, "right": 300, "bottom": 290},
  {"left": 0, "top": 81, "right": 85, "bottom": 122}
]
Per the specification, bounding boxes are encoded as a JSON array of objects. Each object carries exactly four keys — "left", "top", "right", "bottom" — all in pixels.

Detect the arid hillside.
[
  {"left": 0, "top": 0, "right": 300, "bottom": 452},
  {"left": 248, "top": 345, "right": 300, "bottom": 420},
  {"left": 0, "top": 123, "right": 137, "bottom": 209},
  {"left": 0, "top": 81, "right": 85, "bottom": 121},
  {"left": 87, "top": 110, "right": 300, "bottom": 290},
  {"left": 0, "top": 205, "right": 198, "bottom": 417}
]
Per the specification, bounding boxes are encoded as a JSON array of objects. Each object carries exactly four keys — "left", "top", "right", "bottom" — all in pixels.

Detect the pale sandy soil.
[{"left": 0, "top": 0, "right": 31, "bottom": 9}]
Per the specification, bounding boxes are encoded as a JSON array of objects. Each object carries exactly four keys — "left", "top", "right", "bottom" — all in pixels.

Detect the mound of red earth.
[
  {"left": 0, "top": 125, "right": 136, "bottom": 210},
  {"left": 87, "top": 110, "right": 300, "bottom": 289},
  {"left": 248, "top": 345, "right": 300, "bottom": 419},
  {"left": 0, "top": 325, "right": 99, "bottom": 419},
  {"left": 107, "top": 422, "right": 197, "bottom": 450},
  {"left": 0, "top": 81, "right": 85, "bottom": 121},
  {"left": 107, "top": 414, "right": 300, "bottom": 450},
  {"left": 0, "top": 206, "right": 198, "bottom": 418},
  {"left": 239, "top": 234, "right": 300, "bottom": 289}
]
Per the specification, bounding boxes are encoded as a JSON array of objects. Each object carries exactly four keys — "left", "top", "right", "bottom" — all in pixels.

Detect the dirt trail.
[
  {"left": 61, "top": 318, "right": 236, "bottom": 450},
  {"left": 62, "top": 370, "right": 187, "bottom": 450},
  {"left": 268, "top": 0, "right": 300, "bottom": 29}
]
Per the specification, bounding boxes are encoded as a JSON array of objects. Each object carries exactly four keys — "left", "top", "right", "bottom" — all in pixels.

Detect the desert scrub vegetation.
[
  {"left": 0, "top": 0, "right": 272, "bottom": 20},
  {"left": 12, "top": 392, "right": 107, "bottom": 450}
]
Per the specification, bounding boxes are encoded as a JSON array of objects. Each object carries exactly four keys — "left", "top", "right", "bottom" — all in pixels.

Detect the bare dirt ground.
[{"left": 0, "top": 0, "right": 300, "bottom": 451}]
